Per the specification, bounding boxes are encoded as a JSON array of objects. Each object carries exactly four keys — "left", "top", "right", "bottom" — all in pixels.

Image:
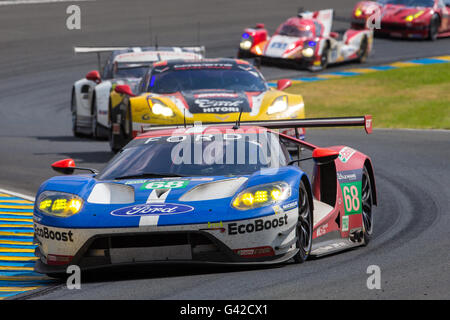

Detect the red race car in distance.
[
  {"left": 238, "top": 9, "right": 373, "bottom": 71},
  {"left": 351, "top": 0, "right": 450, "bottom": 40}
]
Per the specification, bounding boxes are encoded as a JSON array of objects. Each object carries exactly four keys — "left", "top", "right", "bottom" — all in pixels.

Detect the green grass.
[{"left": 286, "top": 63, "right": 450, "bottom": 129}]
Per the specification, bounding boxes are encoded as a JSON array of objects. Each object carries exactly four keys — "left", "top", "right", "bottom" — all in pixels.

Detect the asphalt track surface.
[{"left": 0, "top": 0, "right": 449, "bottom": 299}]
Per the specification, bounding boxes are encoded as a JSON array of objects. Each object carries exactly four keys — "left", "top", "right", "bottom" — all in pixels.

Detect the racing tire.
[
  {"left": 320, "top": 45, "right": 329, "bottom": 70},
  {"left": 361, "top": 166, "right": 374, "bottom": 245},
  {"left": 309, "top": 44, "right": 329, "bottom": 72},
  {"left": 237, "top": 49, "right": 253, "bottom": 59},
  {"left": 71, "top": 90, "right": 83, "bottom": 138},
  {"left": 109, "top": 101, "right": 132, "bottom": 153},
  {"left": 109, "top": 126, "right": 121, "bottom": 154},
  {"left": 293, "top": 180, "right": 313, "bottom": 263},
  {"left": 91, "top": 100, "right": 109, "bottom": 140},
  {"left": 428, "top": 15, "right": 439, "bottom": 41},
  {"left": 357, "top": 36, "right": 369, "bottom": 63},
  {"left": 91, "top": 100, "right": 99, "bottom": 139}
]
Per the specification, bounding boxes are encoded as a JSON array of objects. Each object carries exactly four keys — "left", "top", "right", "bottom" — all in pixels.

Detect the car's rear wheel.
[
  {"left": 293, "top": 180, "right": 313, "bottom": 263},
  {"left": 361, "top": 166, "right": 374, "bottom": 245},
  {"left": 428, "top": 14, "right": 439, "bottom": 41}
]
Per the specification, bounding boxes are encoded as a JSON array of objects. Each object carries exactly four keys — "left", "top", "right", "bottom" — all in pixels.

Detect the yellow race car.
[{"left": 108, "top": 58, "right": 305, "bottom": 152}]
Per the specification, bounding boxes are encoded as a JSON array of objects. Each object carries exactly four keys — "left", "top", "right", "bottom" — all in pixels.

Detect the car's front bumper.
[
  {"left": 34, "top": 209, "right": 299, "bottom": 274},
  {"left": 259, "top": 56, "right": 314, "bottom": 69}
]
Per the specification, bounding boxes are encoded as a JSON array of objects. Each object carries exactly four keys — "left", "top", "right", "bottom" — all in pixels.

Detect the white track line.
[
  {"left": 0, "top": 0, "right": 94, "bottom": 6},
  {"left": 0, "top": 188, "right": 35, "bottom": 202}
]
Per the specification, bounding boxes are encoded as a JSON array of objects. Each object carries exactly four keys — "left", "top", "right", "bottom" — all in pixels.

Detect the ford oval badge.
[{"left": 111, "top": 203, "right": 194, "bottom": 216}]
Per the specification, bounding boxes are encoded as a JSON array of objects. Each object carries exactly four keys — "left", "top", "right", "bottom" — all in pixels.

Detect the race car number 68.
[{"left": 343, "top": 185, "right": 360, "bottom": 212}]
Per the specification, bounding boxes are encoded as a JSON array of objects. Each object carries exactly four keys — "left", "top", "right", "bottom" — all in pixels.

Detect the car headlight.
[
  {"left": 36, "top": 191, "right": 83, "bottom": 217},
  {"left": 232, "top": 182, "right": 291, "bottom": 210},
  {"left": 240, "top": 33, "right": 253, "bottom": 50},
  {"left": 149, "top": 98, "right": 174, "bottom": 117},
  {"left": 405, "top": 11, "right": 424, "bottom": 22},
  {"left": 301, "top": 47, "right": 315, "bottom": 58},
  {"left": 240, "top": 40, "right": 253, "bottom": 50},
  {"left": 267, "top": 96, "right": 288, "bottom": 115}
]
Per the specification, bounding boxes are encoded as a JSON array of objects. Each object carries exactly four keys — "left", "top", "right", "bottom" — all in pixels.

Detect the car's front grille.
[{"left": 79, "top": 231, "right": 230, "bottom": 265}]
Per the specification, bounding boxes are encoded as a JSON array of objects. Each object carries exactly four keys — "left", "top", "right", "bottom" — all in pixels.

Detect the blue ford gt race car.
[{"left": 33, "top": 116, "right": 376, "bottom": 277}]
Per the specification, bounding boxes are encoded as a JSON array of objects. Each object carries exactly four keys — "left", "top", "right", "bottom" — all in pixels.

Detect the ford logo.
[{"left": 111, "top": 203, "right": 194, "bottom": 217}]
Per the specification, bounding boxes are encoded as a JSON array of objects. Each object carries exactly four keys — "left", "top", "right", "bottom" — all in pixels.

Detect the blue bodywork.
[{"left": 34, "top": 166, "right": 306, "bottom": 229}]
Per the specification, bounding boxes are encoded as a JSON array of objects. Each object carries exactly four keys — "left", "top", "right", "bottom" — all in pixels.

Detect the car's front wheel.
[
  {"left": 293, "top": 180, "right": 313, "bottom": 263},
  {"left": 109, "top": 101, "right": 132, "bottom": 153},
  {"left": 428, "top": 14, "right": 439, "bottom": 41},
  {"left": 357, "top": 36, "right": 369, "bottom": 63},
  {"left": 71, "top": 90, "right": 82, "bottom": 138},
  {"left": 361, "top": 166, "right": 374, "bottom": 245},
  {"left": 428, "top": 14, "right": 441, "bottom": 41},
  {"left": 91, "top": 100, "right": 99, "bottom": 139}
]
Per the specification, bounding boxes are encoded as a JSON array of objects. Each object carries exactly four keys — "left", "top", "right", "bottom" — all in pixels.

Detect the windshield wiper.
[{"left": 114, "top": 172, "right": 188, "bottom": 180}]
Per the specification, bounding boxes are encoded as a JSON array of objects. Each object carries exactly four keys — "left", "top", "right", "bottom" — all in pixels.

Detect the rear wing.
[
  {"left": 299, "top": 9, "right": 334, "bottom": 37},
  {"left": 141, "top": 115, "right": 373, "bottom": 134},
  {"left": 74, "top": 46, "right": 206, "bottom": 55},
  {"left": 74, "top": 46, "right": 206, "bottom": 70}
]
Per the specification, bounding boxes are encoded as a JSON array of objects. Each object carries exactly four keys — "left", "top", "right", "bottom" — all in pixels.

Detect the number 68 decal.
[{"left": 342, "top": 183, "right": 361, "bottom": 214}]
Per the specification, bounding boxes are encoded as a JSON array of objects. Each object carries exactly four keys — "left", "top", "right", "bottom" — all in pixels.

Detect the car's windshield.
[
  {"left": 147, "top": 64, "right": 267, "bottom": 93},
  {"left": 378, "top": 0, "right": 434, "bottom": 6},
  {"left": 277, "top": 24, "right": 313, "bottom": 38},
  {"left": 97, "top": 132, "right": 287, "bottom": 180},
  {"left": 114, "top": 66, "right": 148, "bottom": 79}
]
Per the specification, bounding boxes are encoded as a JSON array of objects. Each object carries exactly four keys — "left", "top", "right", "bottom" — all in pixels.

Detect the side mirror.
[
  {"left": 329, "top": 32, "right": 339, "bottom": 39},
  {"left": 277, "top": 79, "right": 292, "bottom": 91},
  {"left": 52, "top": 159, "right": 75, "bottom": 175},
  {"left": 51, "top": 158, "right": 98, "bottom": 175},
  {"left": 312, "top": 148, "right": 339, "bottom": 165},
  {"left": 256, "top": 23, "right": 265, "bottom": 29},
  {"left": 115, "top": 84, "right": 135, "bottom": 97},
  {"left": 86, "top": 70, "right": 101, "bottom": 83}
]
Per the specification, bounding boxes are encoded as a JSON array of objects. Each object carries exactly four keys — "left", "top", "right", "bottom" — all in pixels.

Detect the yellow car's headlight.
[
  {"left": 232, "top": 182, "right": 291, "bottom": 210},
  {"left": 267, "top": 96, "right": 288, "bottom": 115},
  {"left": 36, "top": 191, "right": 83, "bottom": 217},
  {"left": 149, "top": 98, "right": 174, "bottom": 117}
]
